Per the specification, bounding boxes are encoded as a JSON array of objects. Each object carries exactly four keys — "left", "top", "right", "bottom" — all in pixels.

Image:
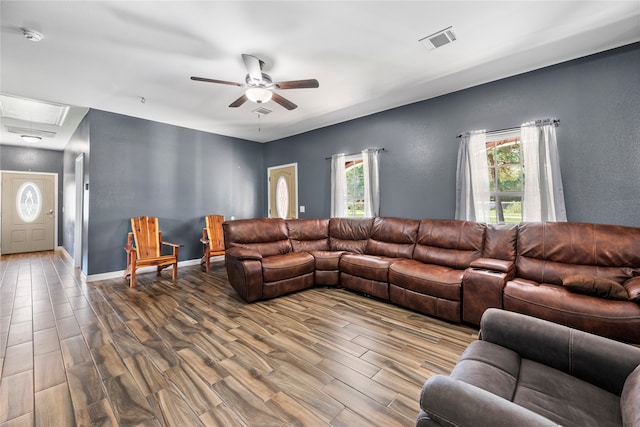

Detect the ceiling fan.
[{"left": 191, "top": 54, "right": 319, "bottom": 111}]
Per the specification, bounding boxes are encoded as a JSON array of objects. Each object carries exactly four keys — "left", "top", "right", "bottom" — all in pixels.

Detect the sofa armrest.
[
  {"left": 462, "top": 267, "right": 510, "bottom": 325},
  {"left": 480, "top": 308, "right": 640, "bottom": 395},
  {"left": 420, "top": 375, "right": 558, "bottom": 427},
  {"left": 225, "top": 246, "right": 263, "bottom": 261},
  {"left": 469, "top": 257, "right": 514, "bottom": 274}
]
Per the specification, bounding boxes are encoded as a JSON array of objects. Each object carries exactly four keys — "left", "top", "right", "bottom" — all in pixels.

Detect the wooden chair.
[
  {"left": 124, "top": 216, "right": 181, "bottom": 288},
  {"left": 200, "top": 214, "right": 225, "bottom": 272}
]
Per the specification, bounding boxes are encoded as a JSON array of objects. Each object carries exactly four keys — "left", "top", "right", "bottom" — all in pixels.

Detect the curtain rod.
[
  {"left": 456, "top": 119, "right": 560, "bottom": 138},
  {"left": 325, "top": 147, "right": 386, "bottom": 160}
]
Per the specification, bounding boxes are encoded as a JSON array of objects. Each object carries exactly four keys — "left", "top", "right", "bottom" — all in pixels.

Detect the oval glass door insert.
[
  {"left": 16, "top": 181, "right": 42, "bottom": 222},
  {"left": 276, "top": 176, "right": 289, "bottom": 219}
]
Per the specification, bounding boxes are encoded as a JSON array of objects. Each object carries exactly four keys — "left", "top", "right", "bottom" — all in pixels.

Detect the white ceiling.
[{"left": 1, "top": 1, "right": 639, "bottom": 150}]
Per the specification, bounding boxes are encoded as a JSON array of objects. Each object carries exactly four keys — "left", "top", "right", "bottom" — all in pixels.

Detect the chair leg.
[
  {"left": 130, "top": 255, "right": 137, "bottom": 288},
  {"left": 172, "top": 247, "right": 179, "bottom": 281},
  {"left": 204, "top": 247, "right": 211, "bottom": 273}
]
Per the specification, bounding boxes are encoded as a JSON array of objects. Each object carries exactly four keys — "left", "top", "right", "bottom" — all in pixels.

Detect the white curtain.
[
  {"left": 455, "top": 130, "right": 491, "bottom": 222},
  {"left": 362, "top": 148, "right": 380, "bottom": 217},
  {"left": 521, "top": 120, "right": 567, "bottom": 222},
  {"left": 330, "top": 153, "right": 347, "bottom": 217}
]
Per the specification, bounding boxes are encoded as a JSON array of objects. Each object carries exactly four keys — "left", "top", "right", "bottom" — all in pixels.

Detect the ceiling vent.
[
  {"left": 252, "top": 107, "right": 272, "bottom": 115},
  {"left": 6, "top": 125, "right": 57, "bottom": 139},
  {"left": 419, "top": 26, "right": 457, "bottom": 49}
]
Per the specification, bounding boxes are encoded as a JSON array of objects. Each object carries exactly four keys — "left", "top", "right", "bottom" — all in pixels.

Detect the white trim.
[
  {"left": 0, "top": 170, "right": 59, "bottom": 255},
  {"left": 84, "top": 257, "right": 224, "bottom": 283},
  {"left": 74, "top": 154, "right": 84, "bottom": 268}
]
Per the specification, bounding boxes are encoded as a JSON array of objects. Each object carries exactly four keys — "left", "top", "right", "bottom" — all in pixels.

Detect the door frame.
[
  {"left": 267, "top": 163, "right": 298, "bottom": 219},
  {"left": 0, "top": 170, "right": 59, "bottom": 255},
  {"left": 74, "top": 155, "right": 84, "bottom": 268}
]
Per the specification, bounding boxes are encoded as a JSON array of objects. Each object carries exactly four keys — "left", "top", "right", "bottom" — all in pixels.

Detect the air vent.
[
  {"left": 252, "top": 107, "right": 272, "bottom": 115},
  {"left": 419, "top": 26, "right": 457, "bottom": 49},
  {"left": 5, "top": 126, "right": 56, "bottom": 138}
]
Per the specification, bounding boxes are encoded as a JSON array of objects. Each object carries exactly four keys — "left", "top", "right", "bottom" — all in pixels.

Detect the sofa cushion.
[
  {"left": 513, "top": 359, "right": 622, "bottom": 427},
  {"left": 339, "top": 254, "right": 391, "bottom": 282},
  {"left": 413, "top": 219, "right": 485, "bottom": 269},
  {"left": 223, "top": 218, "right": 292, "bottom": 257},
  {"left": 261, "top": 252, "right": 315, "bottom": 282},
  {"left": 503, "top": 279, "right": 640, "bottom": 344},
  {"left": 621, "top": 365, "right": 640, "bottom": 427},
  {"left": 329, "top": 218, "right": 373, "bottom": 253},
  {"left": 625, "top": 277, "right": 640, "bottom": 303},
  {"left": 516, "top": 222, "right": 640, "bottom": 286},
  {"left": 310, "top": 250, "right": 345, "bottom": 271},
  {"left": 287, "top": 219, "right": 330, "bottom": 252},
  {"left": 563, "top": 274, "right": 629, "bottom": 300},
  {"left": 364, "top": 217, "right": 419, "bottom": 258},
  {"left": 389, "top": 259, "right": 463, "bottom": 301}
]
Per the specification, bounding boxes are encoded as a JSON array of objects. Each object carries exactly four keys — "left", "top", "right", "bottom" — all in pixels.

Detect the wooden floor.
[{"left": 0, "top": 250, "right": 478, "bottom": 427}]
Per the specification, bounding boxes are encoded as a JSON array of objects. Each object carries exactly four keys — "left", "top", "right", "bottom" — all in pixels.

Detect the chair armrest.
[
  {"left": 161, "top": 241, "right": 182, "bottom": 248},
  {"left": 226, "top": 246, "right": 262, "bottom": 261},
  {"left": 200, "top": 238, "right": 210, "bottom": 245},
  {"left": 420, "top": 375, "right": 558, "bottom": 427},
  {"left": 480, "top": 308, "right": 640, "bottom": 395},
  {"left": 124, "top": 244, "right": 136, "bottom": 254},
  {"left": 469, "top": 257, "right": 514, "bottom": 274}
]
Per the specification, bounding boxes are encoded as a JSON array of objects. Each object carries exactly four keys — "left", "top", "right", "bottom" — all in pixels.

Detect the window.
[
  {"left": 455, "top": 119, "right": 565, "bottom": 223},
  {"left": 486, "top": 133, "right": 523, "bottom": 223},
  {"left": 345, "top": 158, "right": 364, "bottom": 217},
  {"left": 331, "top": 149, "right": 380, "bottom": 218}
]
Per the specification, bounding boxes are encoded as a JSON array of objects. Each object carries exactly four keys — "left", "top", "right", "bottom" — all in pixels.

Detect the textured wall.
[
  {"left": 264, "top": 43, "right": 640, "bottom": 227},
  {"left": 85, "top": 110, "right": 265, "bottom": 274}
]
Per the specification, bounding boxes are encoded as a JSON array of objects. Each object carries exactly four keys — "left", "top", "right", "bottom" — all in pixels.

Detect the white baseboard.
[{"left": 85, "top": 256, "right": 223, "bottom": 283}]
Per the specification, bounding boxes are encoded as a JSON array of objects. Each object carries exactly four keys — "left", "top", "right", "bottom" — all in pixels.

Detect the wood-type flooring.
[{"left": 0, "top": 250, "right": 478, "bottom": 426}]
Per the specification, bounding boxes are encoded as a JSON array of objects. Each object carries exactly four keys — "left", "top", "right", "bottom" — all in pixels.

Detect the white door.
[
  {"left": 1, "top": 172, "right": 56, "bottom": 254},
  {"left": 268, "top": 163, "right": 298, "bottom": 219}
]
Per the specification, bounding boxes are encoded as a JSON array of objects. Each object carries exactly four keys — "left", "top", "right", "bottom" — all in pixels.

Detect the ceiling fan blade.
[
  {"left": 241, "top": 54, "right": 263, "bottom": 82},
  {"left": 229, "top": 94, "right": 248, "bottom": 108},
  {"left": 275, "top": 79, "right": 320, "bottom": 90},
  {"left": 191, "top": 76, "right": 242, "bottom": 86},
  {"left": 271, "top": 93, "right": 297, "bottom": 110}
]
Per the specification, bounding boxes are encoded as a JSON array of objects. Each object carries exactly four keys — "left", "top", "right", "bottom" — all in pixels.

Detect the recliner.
[{"left": 417, "top": 308, "right": 640, "bottom": 426}]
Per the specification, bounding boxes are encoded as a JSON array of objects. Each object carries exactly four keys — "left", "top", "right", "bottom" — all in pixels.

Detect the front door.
[
  {"left": 1, "top": 172, "right": 56, "bottom": 254},
  {"left": 268, "top": 163, "right": 297, "bottom": 219}
]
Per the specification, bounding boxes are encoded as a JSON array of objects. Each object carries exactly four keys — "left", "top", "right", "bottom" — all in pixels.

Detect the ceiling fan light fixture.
[
  {"left": 21, "top": 135, "right": 42, "bottom": 143},
  {"left": 245, "top": 87, "right": 272, "bottom": 104}
]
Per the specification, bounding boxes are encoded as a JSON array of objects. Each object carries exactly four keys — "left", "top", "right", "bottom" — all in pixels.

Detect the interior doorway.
[
  {"left": 267, "top": 163, "right": 298, "bottom": 219},
  {"left": 1, "top": 171, "right": 57, "bottom": 254}
]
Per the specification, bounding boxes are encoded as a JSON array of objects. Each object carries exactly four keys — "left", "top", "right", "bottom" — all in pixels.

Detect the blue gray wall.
[
  {"left": 85, "top": 110, "right": 264, "bottom": 275},
  {"left": 6, "top": 42, "right": 638, "bottom": 275},
  {"left": 0, "top": 144, "right": 65, "bottom": 246},
  {"left": 264, "top": 43, "right": 640, "bottom": 226}
]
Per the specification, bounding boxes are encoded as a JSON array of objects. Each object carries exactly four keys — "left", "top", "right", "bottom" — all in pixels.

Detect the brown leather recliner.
[
  {"left": 389, "top": 219, "right": 485, "bottom": 322},
  {"left": 223, "top": 218, "right": 314, "bottom": 302},
  {"left": 503, "top": 222, "right": 640, "bottom": 343}
]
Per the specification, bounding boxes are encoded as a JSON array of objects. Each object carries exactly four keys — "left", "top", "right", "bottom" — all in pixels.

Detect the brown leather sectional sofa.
[{"left": 222, "top": 217, "right": 640, "bottom": 344}]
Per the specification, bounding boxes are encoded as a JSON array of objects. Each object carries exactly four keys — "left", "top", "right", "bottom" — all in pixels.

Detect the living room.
[{"left": 1, "top": 2, "right": 639, "bottom": 426}]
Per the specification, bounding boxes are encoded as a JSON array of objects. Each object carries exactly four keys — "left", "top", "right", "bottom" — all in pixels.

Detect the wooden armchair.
[
  {"left": 124, "top": 216, "right": 181, "bottom": 288},
  {"left": 200, "top": 214, "right": 225, "bottom": 272}
]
